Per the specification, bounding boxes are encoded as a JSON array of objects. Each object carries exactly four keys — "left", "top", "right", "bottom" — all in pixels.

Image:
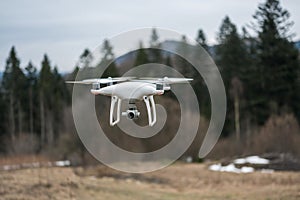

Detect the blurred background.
[{"left": 0, "top": 0, "right": 300, "bottom": 199}]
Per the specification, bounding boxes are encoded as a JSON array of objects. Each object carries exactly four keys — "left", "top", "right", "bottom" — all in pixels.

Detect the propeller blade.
[
  {"left": 137, "top": 77, "right": 193, "bottom": 84},
  {"left": 65, "top": 80, "right": 93, "bottom": 84},
  {"left": 66, "top": 77, "right": 135, "bottom": 84},
  {"left": 163, "top": 77, "right": 193, "bottom": 84}
]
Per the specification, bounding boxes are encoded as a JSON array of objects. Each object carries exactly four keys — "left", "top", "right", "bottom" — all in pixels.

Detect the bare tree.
[
  {"left": 17, "top": 100, "right": 23, "bottom": 136},
  {"left": 40, "top": 91, "right": 45, "bottom": 145},
  {"left": 9, "top": 92, "right": 15, "bottom": 142},
  {"left": 29, "top": 87, "right": 33, "bottom": 137},
  {"left": 230, "top": 77, "right": 243, "bottom": 141}
]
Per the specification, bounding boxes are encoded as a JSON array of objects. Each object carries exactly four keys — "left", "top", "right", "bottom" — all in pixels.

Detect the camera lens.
[{"left": 127, "top": 111, "right": 135, "bottom": 119}]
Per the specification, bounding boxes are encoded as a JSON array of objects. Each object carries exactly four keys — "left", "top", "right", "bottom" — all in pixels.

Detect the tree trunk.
[
  {"left": 29, "top": 87, "right": 34, "bottom": 139},
  {"left": 17, "top": 100, "right": 23, "bottom": 136},
  {"left": 245, "top": 118, "right": 251, "bottom": 147},
  {"left": 46, "top": 110, "right": 54, "bottom": 146},
  {"left": 40, "top": 92, "right": 45, "bottom": 146},
  {"left": 234, "top": 94, "right": 240, "bottom": 141},
  {"left": 9, "top": 92, "right": 15, "bottom": 142}
]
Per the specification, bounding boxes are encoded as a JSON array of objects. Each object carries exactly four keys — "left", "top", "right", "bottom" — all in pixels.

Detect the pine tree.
[
  {"left": 175, "top": 35, "right": 195, "bottom": 78},
  {"left": 134, "top": 41, "right": 149, "bottom": 66},
  {"left": 100, "top": 39, "right": 119, "bottom": 77},
  {"left": 25, "top": 61, "right": 37, "bottom": 137},
  {"left": 2, "top": 47, "right": 17, "bottom": 141},
  {"left": 216, "top": 16, "right": 251, "bottom": 136},
  {"left": 52, "top": 66, "right": 69, "bottom": 135},
  {"left": 0, "top": 83, "right": 7, "bottom": 149},
  {"left": 2, "top": 47, "right": 27, "bottom": 141},
  {"left": 148, "top": 28, "right": 162, "bottom": 63},
  {"left": 252, "top": 0, "right": 300, "bottom": 121},
  {"left": 101, "top": 39, "right": 114, "bottom": 62},
  {"left": 196, "top": 29, "right": 208, "bottom": 51},
  {"left": 38, "top": 54, "right": 55, "bottom": 145},
  {"left": 79, "top": 49, "right": 93, "bottom": 68},
  {"left": 217, "top": 16, "right": 250, "bottom": 86},
  {"left": 75, "top": 49, "right": 95, "bottom": 80},
  {"left": 150, "top": 28, "right": 159, "bottom": 48},
  {"left": 102, "top": 60, "right": 119, "bottom": 77},
  {"left": 65, "top": 66, "right": 80, "bottom": 95}
]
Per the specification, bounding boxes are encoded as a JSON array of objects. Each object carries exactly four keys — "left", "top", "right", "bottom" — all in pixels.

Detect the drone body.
[
  {"left": 91, "top": 81, "right": 164, "bottom": 99},
  {"left": 67, "top": 77, "right": 192, "bottom": 126}
]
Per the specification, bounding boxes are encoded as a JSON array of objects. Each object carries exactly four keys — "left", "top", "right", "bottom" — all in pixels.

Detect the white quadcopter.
[{"left": 67, "top": 77, "right": 192, "bottom": 126}]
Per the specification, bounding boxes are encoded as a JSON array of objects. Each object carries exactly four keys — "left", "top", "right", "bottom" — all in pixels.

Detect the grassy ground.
[{"left": 0, "top": 163, "right": 299, "bottom": 200}]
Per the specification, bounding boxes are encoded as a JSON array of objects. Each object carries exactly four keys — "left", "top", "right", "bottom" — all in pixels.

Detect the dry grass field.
[{"left": 0, "top": 162, "right": 300, "bottom": 200}]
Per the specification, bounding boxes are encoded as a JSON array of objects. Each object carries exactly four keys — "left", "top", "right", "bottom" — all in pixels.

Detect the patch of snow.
[
  {"left": 1, "top": 160, "right": 71, "bottom": 171},
  {"left": 55, "top": 160, "right": 71, "bottom": 167},
  {"left": 186, "top": 156, "right": 193, "bottom": 163},
  {"left": 209, "top": 163, "right": 222, "bottom": 171},
  {"left": 234, "top": 156, "right": 269, "bottom": 165},
  {"left": 240, "top": 166, "right": 254, "bottom": 173},
  {"left": 220, "top": 164, "right": 241, "bottom": 173},
  {"left": 209, "top": 163, "right": 254, "bottom": 173},
  {"left": 3, "top": 165, "right": 11, "bottom": 171}
]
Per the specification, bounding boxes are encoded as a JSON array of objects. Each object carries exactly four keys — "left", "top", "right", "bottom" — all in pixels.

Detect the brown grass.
[
  {"left": 208, "top": 114, "right": 300, "bottom": 159},
  {"left": 250, "top": 114, "right": 300, "bottom": 156},
  {"left": 0, "top": 155, "right": 49, "bottom": 166},
  {"left": 0, "top": 163, "right": 299, "bottom": 200}
]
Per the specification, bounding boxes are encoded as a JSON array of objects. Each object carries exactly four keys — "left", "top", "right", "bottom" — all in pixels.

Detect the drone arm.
[
  {"left": 110, "top": 96, "right": 121, "bottom": 126},
  {"left": 143, "top": 95, "right": 156, "bottom": 126}
]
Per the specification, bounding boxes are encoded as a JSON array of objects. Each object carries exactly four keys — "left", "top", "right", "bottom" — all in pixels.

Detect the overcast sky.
[{"left": 0, "top": 0, "right": 299, "bottom": 72}]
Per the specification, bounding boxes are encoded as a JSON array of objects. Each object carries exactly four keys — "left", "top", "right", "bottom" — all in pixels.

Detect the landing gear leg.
[
  {"left": 143, "top": 95, "right": 156, "bottom": 126},
  {"left": 110, "top": 96, "right": 121, "bottom": 126}
]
